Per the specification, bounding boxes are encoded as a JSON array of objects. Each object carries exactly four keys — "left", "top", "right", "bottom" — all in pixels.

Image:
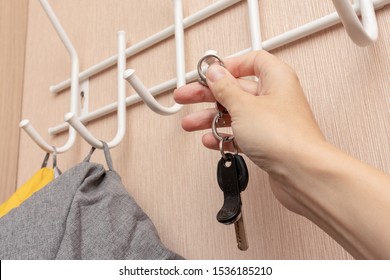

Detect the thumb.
[{"left": 206, "top": 64, "right": 246, "bottom": 112}]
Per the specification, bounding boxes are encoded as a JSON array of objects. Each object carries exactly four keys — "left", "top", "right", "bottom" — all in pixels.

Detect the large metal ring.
[{"left": 197, "top": 54, "right": 225, "bottom": 87}]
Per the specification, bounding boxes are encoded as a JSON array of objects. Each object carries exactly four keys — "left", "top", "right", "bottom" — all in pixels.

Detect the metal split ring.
[
  {"left": 197, "top": 53, "right": 225, "bottom": 87},
  {"left": 219, "top": 136, "right": 238, "bottom": 160},
  {"left": 212, "top": 113, "right": 227, "bottom": 141}
]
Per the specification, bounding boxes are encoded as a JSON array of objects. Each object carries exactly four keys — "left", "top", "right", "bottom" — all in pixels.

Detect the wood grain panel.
[
  {"left": 15, "top": 0, "right": 390, "bottom": 259},
  {"left": 0, "top": 0, "right": 29, "bottom": 203}
]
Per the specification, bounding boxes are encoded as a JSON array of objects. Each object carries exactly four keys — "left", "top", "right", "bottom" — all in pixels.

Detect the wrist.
[
  {"left": 266, "top": 140, "right": 336, "bottom": 213},
  {"left": 270, "top": 141, "right": 390, "bottom": 259}
]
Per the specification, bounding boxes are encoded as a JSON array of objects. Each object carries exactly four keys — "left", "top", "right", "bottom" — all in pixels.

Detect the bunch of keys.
[{"left": 197, "top": 52, "right": 249, "bottom": 251}]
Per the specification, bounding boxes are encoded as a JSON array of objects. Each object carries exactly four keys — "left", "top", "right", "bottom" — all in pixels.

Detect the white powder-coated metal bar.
[
  {"left": 247, "top": 0, "right": 262, "bottom": 50},
  {"left": 174, "top": 0, "right": 187, "bottom": 88},
  {"left": 49, "top": 0, "right": 242, "bottom": 94}
]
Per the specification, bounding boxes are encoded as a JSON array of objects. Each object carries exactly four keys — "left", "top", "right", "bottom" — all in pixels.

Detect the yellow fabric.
[{"left": 0, "top": 167, "right": 54, "bottom": 218}]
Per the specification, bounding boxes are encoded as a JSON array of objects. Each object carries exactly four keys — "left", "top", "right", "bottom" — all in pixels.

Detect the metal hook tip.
[
  {"left": 64, "top": 112, "right": 75, "bottom": 122},
  {"left": 123, "top": 69, "right": 135, "bottom": 80},
  {"left": 19, "top": 119, "right": 30, "bottom": 128}
]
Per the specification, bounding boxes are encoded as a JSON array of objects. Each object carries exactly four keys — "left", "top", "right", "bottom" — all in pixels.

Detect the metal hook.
[
  {"left": 65, "top": 31, "right": 127, "bottom": 149},
  {"left": 123, "top": 0, "right": 185, "bottom": 116},
  {"left": 19, "top": 0, "right": 79, "bottom": 154},
  {"left": 332, "top": 0, "right": 378, "bottom": 46}
]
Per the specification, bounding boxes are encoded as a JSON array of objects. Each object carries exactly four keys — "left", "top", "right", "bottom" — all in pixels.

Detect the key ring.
[
  {"left": 197, "top": 53, "right": 225, "bottom": 87},
  {"left": 219, "top": 136, "right": 238, "bottom": 160},
  {"left": 197, "top": 52, "right": 228, "bottom": 115},
  {"left": 212, "top": 112, "right": 227, "bottom": 141},
  {"left": 197, "top": 52, "right": 238, "bottom": 158},
  {"left": 197, "top": 53, "right": 230, "bottom": 142}
]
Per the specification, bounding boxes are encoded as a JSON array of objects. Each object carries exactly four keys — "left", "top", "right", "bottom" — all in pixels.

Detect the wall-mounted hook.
[
  {"left": 65, "top": 31, "right": 126, "bottom": 149},
  {"left": 124, "top": 0, "right": 185, "bottom": 116},
  {"left": 123, "top": 70, "right": 183, "bottom": 116},
  {"left": 332, "top": 0, "right": 378, "bottom": 46},
  {"left": 19, "top": 0, "right": 79, "bottom": 153}
]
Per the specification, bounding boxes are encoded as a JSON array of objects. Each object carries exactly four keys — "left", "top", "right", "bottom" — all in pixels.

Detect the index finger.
[{"left": 173, "top": 82, "right": 215, "bottom": 104}]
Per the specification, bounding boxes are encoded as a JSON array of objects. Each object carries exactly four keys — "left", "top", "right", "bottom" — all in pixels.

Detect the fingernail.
[{"left": 207, "top": 64, "right": 226, "bottom": 82}]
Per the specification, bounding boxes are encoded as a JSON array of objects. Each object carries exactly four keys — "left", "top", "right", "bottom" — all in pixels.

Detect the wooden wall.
[
  {"left": 0, "top": 0, "right": 29, "bottom": 203},
  {"left": 5, "top": 0, "right": 390, "bottom": 259}
]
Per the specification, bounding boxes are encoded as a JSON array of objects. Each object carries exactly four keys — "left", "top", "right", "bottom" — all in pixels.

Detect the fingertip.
[
  {"left": 173, "top": 87, "right": 184, "bottom": 104},
  {"left": 206, "top": 64, "right": 228, "bottom": 83},
  {"left": 202, "top": 133, "right": 219, "bottom": 151},
  {"left": 202, "top": 133, "right": 240, "bottom": 153},
  {"left": 181, "top": 116, "right": 193, "bottom": 132},
  {"left": 181, "top": 108, "right": 218, "bottom": 132}
]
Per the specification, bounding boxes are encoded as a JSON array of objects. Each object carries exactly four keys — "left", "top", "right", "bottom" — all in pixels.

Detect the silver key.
[{"left": 234, "top": 212, "right": 249, "bottom": 251}]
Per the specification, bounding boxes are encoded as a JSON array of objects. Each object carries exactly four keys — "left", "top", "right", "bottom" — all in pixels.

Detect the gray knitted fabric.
[{"left": 0, "top": 143, "right": 182, "bottom": 260}]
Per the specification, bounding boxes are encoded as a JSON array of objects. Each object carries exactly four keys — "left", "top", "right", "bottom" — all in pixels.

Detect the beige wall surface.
[
  {"left": 0, "top": 0, "right": 29, "bottom": 203},
  {"left": 12, "top": 0, "right": 390, "bottom": 259}
]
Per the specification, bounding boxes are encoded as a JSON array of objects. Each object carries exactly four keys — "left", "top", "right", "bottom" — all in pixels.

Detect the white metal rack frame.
[{"left": 20, "top": 0, "right": 390, "bottom": 151}]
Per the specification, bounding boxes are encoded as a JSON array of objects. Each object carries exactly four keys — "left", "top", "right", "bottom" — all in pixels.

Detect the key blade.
[{"left": 234, "top": 214, "right": 249, "bottom": 251}]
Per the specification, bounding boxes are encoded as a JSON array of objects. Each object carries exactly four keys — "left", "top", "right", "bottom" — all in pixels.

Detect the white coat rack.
[
  {"left": 21, "top": 0, "right": 390, "bottom": 152},
  {"left": 20, "top": 0, "right": 128, "bottom": 151}
]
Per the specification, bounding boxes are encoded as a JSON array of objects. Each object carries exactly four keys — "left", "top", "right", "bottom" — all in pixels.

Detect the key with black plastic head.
[{"left": 217, "top": 153, "right": 249, "bottom": 250}]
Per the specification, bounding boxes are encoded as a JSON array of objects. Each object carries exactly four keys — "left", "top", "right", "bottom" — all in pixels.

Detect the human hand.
[
  {"left": 175, "top": 51, "right": 390, "bottom": 259},
  {"left": 174, "top": 51, "right": 326, "bottom": 176}
]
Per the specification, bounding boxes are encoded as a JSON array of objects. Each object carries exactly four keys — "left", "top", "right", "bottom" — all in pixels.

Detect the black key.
[
  {"left": 216, "top": 152, "right": 249, "bottom": 250},
  {"left": 216, "top": 153, "right": 242, "bottom": 225},
  {"left": 234, "top": 154, "right": 249, "bottom": 192}
]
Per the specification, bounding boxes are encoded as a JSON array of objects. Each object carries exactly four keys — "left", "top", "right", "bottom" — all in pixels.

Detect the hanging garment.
[
  {"left": 0, "top": 150, "right": 61, "bottom": 218},
  {"left": 0, "top": 142, "right": 182, "bottom": 260}
]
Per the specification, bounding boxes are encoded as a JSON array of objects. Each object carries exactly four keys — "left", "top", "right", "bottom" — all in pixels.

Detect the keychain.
[{"left": 197, "top": 52, "right": 249, "bottom": 251}]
